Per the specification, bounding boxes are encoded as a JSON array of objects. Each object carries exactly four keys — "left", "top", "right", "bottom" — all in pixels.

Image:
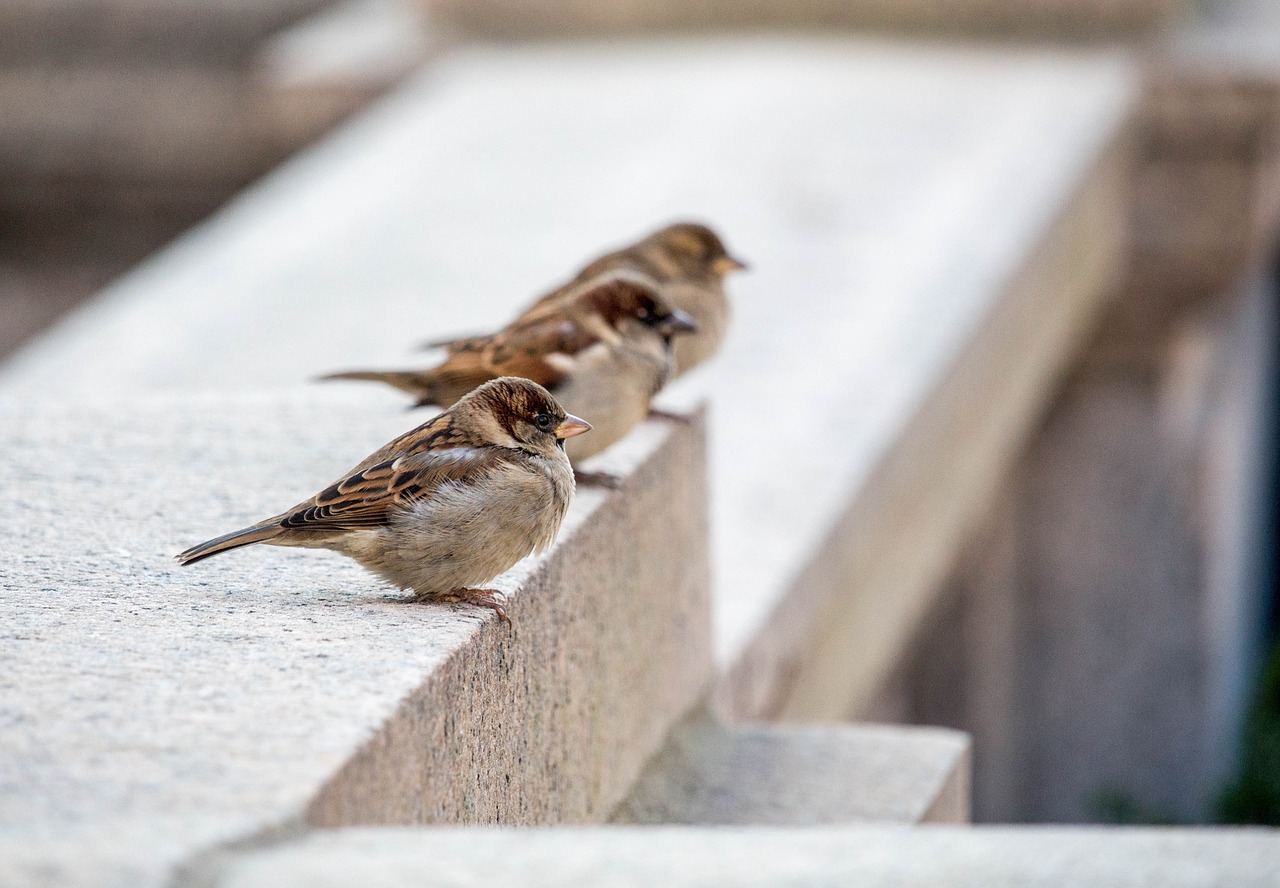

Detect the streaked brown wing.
[
  {"left": 422, "top": 284, "right": 585, "bottom": 356},
  {"left": 426, "top": 249, "right": 653, "bottom": 354},
  {"left": 485, "top": 271, "right": 662, "bottom": 371},
  {"left": 280, "top": 444, "right": 508, "bottom": 532},
  {"left": 517, "top": 248, "right": 663, "bottom": 320},
  {"left": 481, "top": 315, "right": 594, "bottom": 387}
]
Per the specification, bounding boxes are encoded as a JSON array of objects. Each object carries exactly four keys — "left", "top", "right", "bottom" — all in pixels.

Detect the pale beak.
[
  {"left": 661, "top": 309, "right": 698, "bottom": 336},
  {"left": 713, "top": 255, "right": 748, "bottom": 275},
  {"left": 555, "top": 414, "right": 592, "bottom": 439}
]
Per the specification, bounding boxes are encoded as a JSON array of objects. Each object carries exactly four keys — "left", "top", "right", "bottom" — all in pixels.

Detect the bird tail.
[
  {"left": 317, "top": 369, "right": 435, "bottom": 398},
  {"left": 176, "top": 520, "right": 284, "bottom": 566},
  {"left": 418, "top": 333, "right": 486, "bottom": 354},
  {"left": 318, "top": 362, "right": 492, "bottom": 409}
]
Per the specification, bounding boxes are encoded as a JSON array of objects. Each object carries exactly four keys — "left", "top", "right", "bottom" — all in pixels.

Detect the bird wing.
[
  {"left": 279, "top": 413, "right": 509, "bottom": 532},
  {"left": 280, "top": 446, "right": 509, "bottom": 531},
  {"left": 479, "top": 315, "right": 595, "bottom": 385},
  {"left": 509, "top": 260, "right": 650, "bottom": 325},
  {"left": 485, "top": 270, "right": 663, "bottom": 365},
  {"left": 424, "top": 249, "right": 644, "bottom": 354},
  {"left": 415, "top": 270, "right": 664, "bottom": 395},
  {"left": 418, "top": 291, "right": 579, "bottom": 356}
]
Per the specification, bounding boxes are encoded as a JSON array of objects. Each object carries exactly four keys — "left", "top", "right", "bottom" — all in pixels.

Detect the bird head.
[
  {"left": 581, "top": 274, "right": 699, "bottom": 344},
  {"left": 460, "top": 377, "right": 590, "bottom": 454},
  {"left": 648, "top": 222, "right": 748, "bottom": 280}
]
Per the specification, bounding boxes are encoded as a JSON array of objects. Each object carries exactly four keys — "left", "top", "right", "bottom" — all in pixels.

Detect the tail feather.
[
  {"left": 318, "top": 365, "right": 490, "bottom": 408},
  {"left": 176, "top": 520, "right": 285, "bottom": 566},
  {"left": 317, "top": 369, "right": 434, "bottom": 399},
  {"left": 418, "top": 333, "right": 487, "bottom": 354}
]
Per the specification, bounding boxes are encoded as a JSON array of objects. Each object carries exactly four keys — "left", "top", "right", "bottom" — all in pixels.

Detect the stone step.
[
  {"left": 615, "top": 716, "right": 970, "bottom": 825},
  {"left": 213, "top": 824, "right": 1280, "bottom": 887}
]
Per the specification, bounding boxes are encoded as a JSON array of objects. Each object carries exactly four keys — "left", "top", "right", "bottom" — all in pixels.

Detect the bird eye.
[{"left": 534, "top": 413, "right": 554, "bottom": 431}]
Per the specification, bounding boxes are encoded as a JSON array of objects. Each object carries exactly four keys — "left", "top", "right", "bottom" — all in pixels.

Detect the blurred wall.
[
  {"left": 425, "top": 0, "right": 1186, "bottom": 39},
  {"left": 884, "top": 59, "right": 1280, "bottom": 823},
  {"left": 0, "top": 0, "right": 426, "bottom": 357}
]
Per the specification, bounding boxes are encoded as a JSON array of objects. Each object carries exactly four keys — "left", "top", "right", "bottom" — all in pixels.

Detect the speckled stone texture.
[
  {"left": 0, "top": 393, "right": 710, "bottom": 888},
  {"left": 613, "top": 715, "right": 970, "bottom": 825},
  {"left": 214, "top": 824, "right": 1280, "bottom": 888}
]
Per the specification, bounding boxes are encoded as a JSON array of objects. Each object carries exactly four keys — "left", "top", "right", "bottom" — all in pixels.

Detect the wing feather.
[
  {"left": 276, "top": 408, "right": 509, "bottom": 532},
  {"left": 280, "top": 446, "right": 508, "bottom": 532}
]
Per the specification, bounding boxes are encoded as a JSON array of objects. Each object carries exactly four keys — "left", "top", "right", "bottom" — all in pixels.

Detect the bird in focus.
[
  {"left": 321, "top": 272, "right": 697, "bottom": 470},
  {"left": 176, "top": 377, "right": 590, "bottom": 624},
  {"left": 429, "top": 221, "right": 746, "bottom": 377}
]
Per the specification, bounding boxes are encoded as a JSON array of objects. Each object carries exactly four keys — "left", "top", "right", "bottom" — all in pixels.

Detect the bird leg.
[
  {"left": 647, "top": 407, "right": 692, "bottom": 424},
  {"left": 573, "top": 468, "right": 624, "bottom": 489},
  {"left": 428, "top": 587, "right": 511, "bottom": 626}
]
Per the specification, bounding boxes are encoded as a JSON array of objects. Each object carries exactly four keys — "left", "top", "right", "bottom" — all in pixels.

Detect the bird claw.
[{"left": 424, "top": 588, "right": 511, "bottom": 626}]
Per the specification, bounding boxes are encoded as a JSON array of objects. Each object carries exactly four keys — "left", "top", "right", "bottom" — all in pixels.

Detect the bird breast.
[
  {"left": 554, "top": 336, "right": 669, "bottom": 462},
  {"left": 340, "top": 453, "right": 574, "bottom": 596},
  {"left": 667, "top": 279, "right": 729, "bottom": 375}
]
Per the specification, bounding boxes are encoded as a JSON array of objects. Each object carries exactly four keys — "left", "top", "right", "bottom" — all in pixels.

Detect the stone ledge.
[
  {"left": 0, "top": 39, "right": 1141, "bottom": 724},
  {"left": 614, "top": 716, "right": 970, "bottom": 825},
  {"left": 708, "top": 53, "right": 1138, "bottom": 721},
  {"left": 213, "top": 824, "right": 1280, "bottom": 887},
  {"left": 0, "top": 393, "right": 710, "bottom": 888}
]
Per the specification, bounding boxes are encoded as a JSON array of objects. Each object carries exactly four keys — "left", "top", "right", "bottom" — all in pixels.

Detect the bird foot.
[
  {"left": 647, "top": 407, "right": 692, "bottom": 424},
  {"left": 574, "top": 469, "right": 624, "bottom": 489},
  {"left": 429, "top": 588, "right": 511, "bottom": 626}
]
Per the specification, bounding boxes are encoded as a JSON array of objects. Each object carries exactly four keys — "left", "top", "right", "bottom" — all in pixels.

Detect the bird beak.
[
  {"left": 661, "top": 309, "right": 699, "bottom": 336},
  {"left": 555, "top": 414, "right": 592, "bottom": 439},
  {"left": 713, "top": 255, "right": 748, "bottom": 275}
]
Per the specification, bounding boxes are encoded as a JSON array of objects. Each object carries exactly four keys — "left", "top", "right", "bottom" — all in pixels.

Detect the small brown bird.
[
  {"left": 321, "top": 273, "right": 696, "bottom": 467},
  {"left": 176, "top": 377, "right": 590, "bottom": 623},
  {"left": 431, "top": 222, "right": 746, "bottom": 377}
]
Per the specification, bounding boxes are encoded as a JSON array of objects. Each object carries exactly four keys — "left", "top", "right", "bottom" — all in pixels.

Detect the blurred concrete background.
[{"left": 0, "top": 0, "right": 429, "bottom": 356}]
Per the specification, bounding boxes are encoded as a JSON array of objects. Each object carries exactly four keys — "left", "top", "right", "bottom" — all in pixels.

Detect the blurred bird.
[
  {"left": 177, "top": 377, "right": 590, "bottom": 623},
  {"left": 429, "top": 221, "right": 746, "bottom": 377},
  {"left": 320, "top": 272, "right": 697, "bottom": 469}
]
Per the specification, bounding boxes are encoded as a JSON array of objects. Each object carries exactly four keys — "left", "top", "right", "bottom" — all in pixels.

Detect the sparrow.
[
  {"left": 176, "top": 377, "right": 591, "bottom": 623},
  {"left": 320, "top": 272, "right": 697, "bottom": 468},
  {"left": 429, "top": 222, "right": 746, "bottom": 377}
]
